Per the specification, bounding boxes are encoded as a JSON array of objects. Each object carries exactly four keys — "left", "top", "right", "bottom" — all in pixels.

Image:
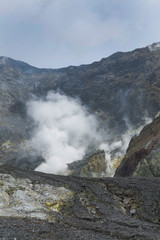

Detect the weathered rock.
[
  {"left": 0, "top": 138, "right": 45, "bottom": 170},
  {"left": 68, "top": 150, "right": 106, "bottom": 177},
  {"left": 115, "top": 116, "right": 160, "bottom": 177},
  {"left": 0, "top": 164, "right": 160, "bottom": 239}
]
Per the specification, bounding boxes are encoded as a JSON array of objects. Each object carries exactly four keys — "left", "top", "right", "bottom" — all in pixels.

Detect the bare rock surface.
[
  {"left": 68, "top": 150, "right": 107, "bottom": 177},
  {"left": 0, "top": 164, "right": 160, "bottom": 239},
  {"left": 115, "top": 116, "right": 160, "bottom": 177}
]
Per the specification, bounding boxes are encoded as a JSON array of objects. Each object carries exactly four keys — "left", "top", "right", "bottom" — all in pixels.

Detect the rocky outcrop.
[
  {"left": 115, "top": 115, "right": 160, "bottom": 177},
  {"left": 0, "top": 164, "right": 160, "bottom": 239},
  {"left": 68, "top": 150, "right": 107, "bottom": 177}
]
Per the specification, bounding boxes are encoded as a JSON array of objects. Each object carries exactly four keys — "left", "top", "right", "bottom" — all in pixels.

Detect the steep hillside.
[
  {"left": 1, "top": 42, "right": 160, "bottom": 170},
  {"left": 115, "top": 115, "right": 160, "bottom": 177},
  {"left": 34, "top": 42, "right": 160, "bottom": 129},
  {"left": 0, "top": 164, "right": 160, "bottom": 239}
]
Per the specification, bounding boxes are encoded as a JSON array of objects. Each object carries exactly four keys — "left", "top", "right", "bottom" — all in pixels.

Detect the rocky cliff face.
[
  {"left": 1, "top": 42, "right": 160, "bottom": 170},
  {"left": 115, "top": 115, "right": 160, "bottom": 177},
  {"left": 0, "top": 164, "right": 160, "bottom": 239}
]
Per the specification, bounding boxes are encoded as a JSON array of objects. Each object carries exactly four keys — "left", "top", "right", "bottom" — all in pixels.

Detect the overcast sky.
[{"left": 0, "top": 0, "right": 160, "bottom": 68}]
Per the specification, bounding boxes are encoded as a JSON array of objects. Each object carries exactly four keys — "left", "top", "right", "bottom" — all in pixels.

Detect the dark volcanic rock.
[
  {"left": 115, "top": 115, "right": 160, "bottom": 177},
  {"left": 68, "top": 150, "right": 107, "bottom": 177},
  {"left": 0, "top": 164, "right": 160, "bottom": 239}
]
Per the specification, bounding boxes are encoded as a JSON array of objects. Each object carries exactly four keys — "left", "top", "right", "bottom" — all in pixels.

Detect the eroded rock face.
[
  {"left": 115, "top": 116, "right": 160, "bottom": 177},
  {"left": 0, "top": 164, "right": 160, "bottom": 239}
]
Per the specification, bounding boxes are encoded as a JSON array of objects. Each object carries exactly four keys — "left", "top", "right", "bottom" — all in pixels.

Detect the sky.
[{"left": 0, "top": 0, "right": 160, "bottom": 68}]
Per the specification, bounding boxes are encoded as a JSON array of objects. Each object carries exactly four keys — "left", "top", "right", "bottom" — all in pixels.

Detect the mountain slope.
[
  {"left": 0, "top": 164, "right": 160, "bottom": 239},
  {"left": 115, "top": 115, "right": 160, "bottom": 177},
  {"left": 1, "top": 42, "right": 160, "bottom": 170},
  {"left": 33, "top": 44, "right": 160, "bottom": 132}
]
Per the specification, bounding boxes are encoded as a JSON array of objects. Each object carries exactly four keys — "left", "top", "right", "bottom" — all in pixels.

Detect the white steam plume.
[
  {"left": 27, "top": 92, "right": 106, "bottom": 174},
  {"left": 27, "top": 91, "right": 152, "bottom": 176},
  {"left": 99, "top": 116, "right": 152, "bottom": 176}
]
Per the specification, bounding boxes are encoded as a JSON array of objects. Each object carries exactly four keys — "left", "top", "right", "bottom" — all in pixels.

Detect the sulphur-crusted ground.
[{"left": 0, "top": 164, "right": 160, "bottom": 240}]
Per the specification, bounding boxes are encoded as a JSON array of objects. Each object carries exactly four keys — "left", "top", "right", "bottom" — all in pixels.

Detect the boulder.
[{"left": 68, "top": 150, "right": 106, "bottom": 177}]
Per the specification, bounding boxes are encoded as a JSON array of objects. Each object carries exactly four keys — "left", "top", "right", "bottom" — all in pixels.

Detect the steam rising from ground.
[
  {"left": 100, "top": 117, "right": 152, "bottom": 175},
  {"left": 27, "top": 92, "right": 152, "bottom": 176},
  {"left": 27, "top": 92, "right": 106, "bottom": 174}
]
